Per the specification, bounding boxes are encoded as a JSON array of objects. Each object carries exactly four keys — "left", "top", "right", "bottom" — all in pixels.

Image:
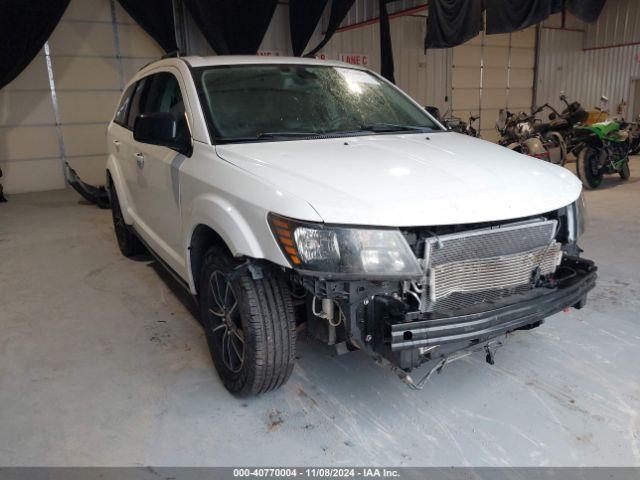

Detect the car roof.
[{"left": 179, "top": 55, "right": 367, "bottom": 70}]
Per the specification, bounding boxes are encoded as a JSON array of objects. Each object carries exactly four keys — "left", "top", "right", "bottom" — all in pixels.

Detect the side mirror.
[{"left": 133, "top": 112, "right": 192, "bottom": 156}]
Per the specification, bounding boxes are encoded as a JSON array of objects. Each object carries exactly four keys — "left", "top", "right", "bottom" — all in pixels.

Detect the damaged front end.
[{"left": 271, "top": 198, "right": 596, "bottom": 386}]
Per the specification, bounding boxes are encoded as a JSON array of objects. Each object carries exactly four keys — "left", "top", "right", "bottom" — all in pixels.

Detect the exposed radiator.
[{"left": 422, "top": 219, "right": 561, "bottom": 312}]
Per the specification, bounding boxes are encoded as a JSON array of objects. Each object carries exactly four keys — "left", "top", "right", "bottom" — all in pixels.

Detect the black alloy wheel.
[{"left": 206, "top": 270, "right": 245, "bottom": 374}]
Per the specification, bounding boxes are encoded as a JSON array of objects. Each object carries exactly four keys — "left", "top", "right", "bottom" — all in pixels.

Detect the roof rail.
[
  {"left": 161, "top": 50, "right": 184, "bottom": 59},
  {"left": 137, "top": 51, "right": 185, "bottom": 72}
]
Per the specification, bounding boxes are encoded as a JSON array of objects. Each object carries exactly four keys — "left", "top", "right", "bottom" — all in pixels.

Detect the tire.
[
  {"left": 576, "top": 148, "right": 604, "bottom": 189},
  {"left": 199, "top": 247, "right": 296, "bottom": 396},
  {"left": 619, "top": 161, "right": 631, "bottom": 180},
  {"left": 109, "top": 181, "right": 144, "bottom": 257}
]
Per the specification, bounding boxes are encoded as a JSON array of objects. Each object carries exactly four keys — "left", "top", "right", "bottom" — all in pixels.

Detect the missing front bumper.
[{"left": 373, "top": 256, "right": 597, "bottom": 370}]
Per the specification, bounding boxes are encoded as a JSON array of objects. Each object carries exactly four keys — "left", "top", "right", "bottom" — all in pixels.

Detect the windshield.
[{"left": 193, "top": 64, "right": 441, "bottom": 142}]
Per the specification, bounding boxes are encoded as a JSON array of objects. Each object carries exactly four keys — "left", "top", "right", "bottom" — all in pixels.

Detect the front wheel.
[
  {"left": 199, "top": 247, "right": 296, "bottom": 396},
  {"left": 619, "top": 161, "right": 631, "bottom": 180},
  {"left": 576, "top": 148, "right": 604, "bottom": 189}
]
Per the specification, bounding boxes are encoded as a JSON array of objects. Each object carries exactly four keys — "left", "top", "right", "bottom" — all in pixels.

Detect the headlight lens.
[
  {"left": 268, "top": 213, "right": 422, "bottom": 277},
  {"left": 567, "top": 192, "right": 587, "bottom": 241}
]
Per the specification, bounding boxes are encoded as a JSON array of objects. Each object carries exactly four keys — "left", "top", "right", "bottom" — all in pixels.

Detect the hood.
[{"left": 215, "top": 132, "right": 582, "bottom": 226}]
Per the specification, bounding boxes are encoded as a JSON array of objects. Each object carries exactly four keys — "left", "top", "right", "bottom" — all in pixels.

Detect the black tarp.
[
  {"left": 306, "top": 0, "right": 356, "bottom": 56},
  {"left": 116, "top": 0, "right": 177, "bottom": 53},
  {"left": 183, "top": 0, "right": 279, "bottom": 55},
  {"left": 425, "top": 0, "right": 483, "bottom": 49},
  {"left": 567, "top": 0, "right": 607, "bottom": 23},
  {"left": 0, "top": 0, "right": 70, "bottom": 90},
  {"left": 486, "top": 0, "right": 563, "bottom": 34},
  {"left": 290, "top": 0, "right": 329, "bottom": 56},
  {"left": 379, "top": 0, "right": 395, "bottom": 83}
]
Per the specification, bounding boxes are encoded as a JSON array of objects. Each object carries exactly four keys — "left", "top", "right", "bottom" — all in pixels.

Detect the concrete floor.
[{"left": 0, "top": 158, "right": 639, "bottom": 467}]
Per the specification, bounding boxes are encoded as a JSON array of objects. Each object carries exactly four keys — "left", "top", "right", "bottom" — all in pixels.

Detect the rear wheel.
[
  {"left": 109, "top": 180, "right": 144, "bottom": 257},
  {"left": 199, "top": 247, "right": 296, "bottom": 396},
  {"left": 619, "top": 161, "right": 631, "bottom": 180},
  {"left": 576, "top": 148, "right": 604, "bottom": 189}
]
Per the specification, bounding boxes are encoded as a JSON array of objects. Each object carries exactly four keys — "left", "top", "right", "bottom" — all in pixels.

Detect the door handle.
[
  {"left": 113, "top": 139, "right": 120, "bottom": 151},
  {"left": 135, "top": 153, "right": 145, "bottom": 169}
]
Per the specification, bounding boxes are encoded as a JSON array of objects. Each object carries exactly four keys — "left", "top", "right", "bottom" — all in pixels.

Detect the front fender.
[
  {"left": 183, "top": 194, "right": 269, "bottom": 293},
  {"left": 106, "top": 154, "right": 133, "bottom": 225},
  {"left": 185, "top": 194, "right": 264, "bottom": 258}
]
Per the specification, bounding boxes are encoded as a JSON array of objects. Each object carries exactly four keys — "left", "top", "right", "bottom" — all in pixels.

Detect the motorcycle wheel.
[
  {"left": 577, "top": 148, "right": 604, "bottom": 189},
  {"left": 619, "top": 161, "right": 631, "bottom": 180}
]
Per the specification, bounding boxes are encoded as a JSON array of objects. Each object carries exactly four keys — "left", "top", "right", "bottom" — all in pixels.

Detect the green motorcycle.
[{"left": 574, "top": 120, "right": 631, "bottom": 189}]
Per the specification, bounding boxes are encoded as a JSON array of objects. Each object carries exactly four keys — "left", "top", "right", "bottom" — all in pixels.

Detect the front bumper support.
[{"left": 391, "top": 257, "right": 596, "bottom": 351}]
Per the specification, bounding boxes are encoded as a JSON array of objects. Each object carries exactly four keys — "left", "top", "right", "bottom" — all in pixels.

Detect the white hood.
[{"left": 216, "top": 132, "right": 582, "bottom": 226}]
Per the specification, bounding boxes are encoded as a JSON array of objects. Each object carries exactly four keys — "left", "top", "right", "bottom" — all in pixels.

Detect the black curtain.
[
  {"left": 379, "top": 0, "right": 395, "bottom": 83},
  {"left": 425, "top": 0, "right": 483, "bottom": 49},
  {"left": 486, "top": 0, "right": 563, "bottom": 34},
  {"left": 306, "top": 0, "right": 356, "bottom": 56},
  {"left": 0, "top": 0, "right": 70, "bottom": 90},
  {"left": 567, "top": 0, "right": 607, "bottom": 23},
  {"left": 290, "top": 0, "right": 329, "bottom": 56},
  {"left": 184, "top": 0, "right": 278, "bottom": 54},
  {"left": 116, "top": 0, "right": 177, "bottom": 53}
]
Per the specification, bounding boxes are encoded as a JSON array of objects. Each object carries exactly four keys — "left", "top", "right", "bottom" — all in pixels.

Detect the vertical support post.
[
  {"left": 506, "top": 32, "right": 512, "bottom": 110},
  {"left": 43, "top": 41, "right": 68, "bottom": 187},
  {"left": 109, "top": 0, "right": 125, "bottom": 91},
  {"left": 478, "top": 29, "right": 485, "bottom": 134},
  {"left": 532, "top": 23, "right": 541, "bottom": 112},
  {"left": 172, "top": 0, "right": 189, "bottom": 54}
]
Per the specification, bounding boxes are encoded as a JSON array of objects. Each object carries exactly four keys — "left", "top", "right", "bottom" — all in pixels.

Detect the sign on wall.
[
  {"left": 339, "top": 53, "right": 369, "bottom": 66},
  {"left": 257, "top": 50, "right": 282, "bottom": 56}
]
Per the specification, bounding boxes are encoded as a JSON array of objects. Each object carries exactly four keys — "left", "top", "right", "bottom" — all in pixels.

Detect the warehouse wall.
[
  {"left": 0, "top": 0, "right": 163, "bottom": 194},
  {"left": 0, "top": 46, "right": 64, "bottom": 193},
  {"left": 452, "top": 28, "right": 536, "bottom": 142},
  {"left": 584, "top": 0, "right": 640, "bottom": 50},
  {"left": 536, "top": 7, "right": 640, "bottom": 118}
]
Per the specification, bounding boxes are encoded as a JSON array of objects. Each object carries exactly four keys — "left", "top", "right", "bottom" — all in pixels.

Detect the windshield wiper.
[
  {"left": 359, "top": 123, "right": 433, "bottom": 133},
  {"left": 215, "top": 132, "right": 321, "bottom": 144},
  {"left": 257, "top": 131, "right": 318, "bottom": 139}
]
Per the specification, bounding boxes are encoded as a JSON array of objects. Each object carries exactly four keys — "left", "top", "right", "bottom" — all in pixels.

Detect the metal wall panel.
[
  {"left": 340, "top": 0, "right": 425, "bottom": 28},
  {"left": 0, "top": 0, "right": 164, "bottom": 194},
  {"left": 452, "top": 28, "right": 536, "bottom": 142},
  {"left": 537, "top": 27, "right": 640, "bottom": 117},
  {"left": 584, "top": 0, "right": 640, "bottom": 49}
]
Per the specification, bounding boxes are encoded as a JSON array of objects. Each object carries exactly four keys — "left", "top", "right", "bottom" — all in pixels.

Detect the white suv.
[{"left": 107, "top": 55, "right": 596, "bottom": 396}]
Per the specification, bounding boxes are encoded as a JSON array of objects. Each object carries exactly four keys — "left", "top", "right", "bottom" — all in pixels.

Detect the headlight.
[
  {"left": 268, "top": 213, "right": 422, "bottom": 278},
  {"left": 566, "top": 192, "right": 587, "bottom": 241}
]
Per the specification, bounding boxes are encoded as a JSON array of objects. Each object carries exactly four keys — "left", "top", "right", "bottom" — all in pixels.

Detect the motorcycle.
[
  {"left": 536, "top": 93, "right": 589, "bottom": 157},
  {"left": 573, "top": 119, "right": 631, "bottom": 189},
  {"left": 426, "top": 106, "right": 479, "bottom": 137},
  {"left": 496, "top": 108, "right": 556, "bottom": 161}
]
